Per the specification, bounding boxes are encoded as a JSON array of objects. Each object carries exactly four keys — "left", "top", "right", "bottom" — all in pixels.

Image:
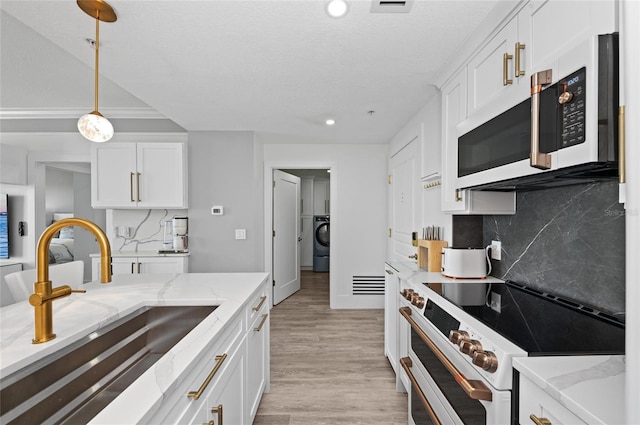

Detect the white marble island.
[{"left": 0, "top": 272, "right": 270, "bottom": 424}]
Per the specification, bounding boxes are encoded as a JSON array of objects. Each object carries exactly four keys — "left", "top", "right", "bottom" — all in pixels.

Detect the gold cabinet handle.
[
  {"left": 503, "top": 53, "right": 513, "bottom": 85},
  {"left": 130, "top": 172, "right": 135, "bottom": 202},
  {"left": 400, "top": 307, "right": 493, "bottom": 401},
  {"left": 515, "top": 42, "right": 526, "bottom": 77},
  {"left": 530, "top": 414, "right": 552, "bottom": 425},
  {"left": 136, "top": 172, "right": 141, "bottom": 202},
  {"left": 619, "top": 106, "right": 626, "bottom": 184},
  {"left": 400, "top": 357, "right": 442, "bottom": 425},
  {"left": 187, "top": 354, "right": 228, "bottom": 400},
  {"left": 530, "top": 69, "right": 553, "bottom": 169},
  {"left": 254, "top": 313, "right": 269, "bottom": 332},
  {"left": 211, "top": 404, "right": 223, "bottom": 425},
  {"left": 131, "top": 262, "right": 135, "bottom": 274},
  {"left": 137, "top": 262, "right": 142, "bottom": 274},
  {"left": 455, "top": 188, "right": 463, "bottom": 202},
  {"left": 385, "top": 269, "right": 393, "bottom": 275},
  {"left": 252, "top": 295, "right": 267, "bottom": 311}
]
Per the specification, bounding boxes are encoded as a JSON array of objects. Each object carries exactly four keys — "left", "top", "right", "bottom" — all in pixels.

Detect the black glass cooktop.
[{"left": 456, "top": 281, "right": 625, "bottom": 355}]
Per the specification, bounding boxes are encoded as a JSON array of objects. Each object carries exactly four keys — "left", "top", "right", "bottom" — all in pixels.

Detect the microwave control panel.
[{"left": 559, "top": 68, "right": 586, "bottom": 148}]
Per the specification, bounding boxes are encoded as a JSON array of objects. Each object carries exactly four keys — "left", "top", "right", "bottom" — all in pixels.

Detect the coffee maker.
[
  {"left": 162, "top": 216, "right": 188, "bottom": 252},
  {"left": 172, "top": 217, "right": 188, "bottom": 251}
]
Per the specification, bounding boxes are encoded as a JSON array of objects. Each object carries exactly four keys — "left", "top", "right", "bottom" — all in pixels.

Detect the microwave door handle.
[{"left": 530, "top": 69, "right": 553, "bottom": 169}]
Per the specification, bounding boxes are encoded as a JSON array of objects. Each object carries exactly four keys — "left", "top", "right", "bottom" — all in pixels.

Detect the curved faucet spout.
[{"left": 31, "top": 218, "right": 112, "bottom": 344}]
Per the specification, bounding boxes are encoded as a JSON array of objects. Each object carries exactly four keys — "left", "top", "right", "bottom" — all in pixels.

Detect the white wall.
[
  {"left": 187, "top": 131, "right": 264, "bottom": 273},
  {"left": 260, "top": 137, "right": 388, "bottom": 309},
  {"left": 45, "top": 167, "right": 74, "bottom": 224}
]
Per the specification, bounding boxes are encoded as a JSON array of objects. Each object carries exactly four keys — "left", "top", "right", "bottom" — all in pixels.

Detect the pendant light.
[{"left": 76, "top": 0, "right": 117, "bottom": 143}]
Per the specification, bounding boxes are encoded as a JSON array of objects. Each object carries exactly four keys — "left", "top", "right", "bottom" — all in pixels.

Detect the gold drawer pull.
[
  {"left": 530, "top": 414, "right": 552, "bottom": 425},
  {"left": 503, "top": 52, "right": 513, "bottom": 85},
  {"left": 254, "top": 313, "right": 269, "bottom": 332},
  {"left": 211, "top": 404, "right": 223, "bottom": 425},
  {"left": 252, "top": 295, "right": 267, "bottom": 311},
  {"left": 515, "top": 42, "right": 526, "bottom": 77},
  {"left": 187, "top": 354, "right": 228, "bottom": 400},
  {"left": 130, "top": 172, "right": 135, "bottom": 202}
]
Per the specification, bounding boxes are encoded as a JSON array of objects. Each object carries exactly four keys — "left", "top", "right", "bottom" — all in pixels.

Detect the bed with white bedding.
[{"left": 49, "top": 213, "right": 74, "bottom": 264}]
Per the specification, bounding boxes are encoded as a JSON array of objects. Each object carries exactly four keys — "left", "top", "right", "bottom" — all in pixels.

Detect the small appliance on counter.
[
  {"left": 441, "top": 247, "right": 490, "bottom": 278},
  {"left": 159, "top": 216, "right": 188, "bottom": 253}
]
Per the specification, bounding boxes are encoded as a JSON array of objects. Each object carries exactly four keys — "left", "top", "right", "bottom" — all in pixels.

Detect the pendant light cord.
[{"left": 94, "top": 10, "right": 100, "bottom": 113}]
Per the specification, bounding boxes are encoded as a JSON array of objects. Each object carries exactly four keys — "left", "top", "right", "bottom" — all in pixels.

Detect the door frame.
[{"left": 263, "top": 161, "right": 336, "bottom": 303}]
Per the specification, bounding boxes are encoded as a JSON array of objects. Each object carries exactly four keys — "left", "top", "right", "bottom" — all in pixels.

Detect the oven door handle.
[
  {"left": 400, "top": 306, "right": 493, "bottom": 402},
  {"left": 400, "top": 357, "right": 443, "bottom": 425}
]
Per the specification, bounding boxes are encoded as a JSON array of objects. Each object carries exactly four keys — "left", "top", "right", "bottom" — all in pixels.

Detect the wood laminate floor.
[{"left": 254, "top": 271, "right": 407, "bottom": 425}]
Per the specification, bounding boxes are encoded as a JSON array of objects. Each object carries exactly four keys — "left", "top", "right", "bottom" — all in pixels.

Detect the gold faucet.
[{"left": 29, "top": 218, "right": 112, "bottom": 344}]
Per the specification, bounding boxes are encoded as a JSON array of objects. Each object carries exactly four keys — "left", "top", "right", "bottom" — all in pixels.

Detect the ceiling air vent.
[{"left": 370, "top": 0, "right": 413, "bottom": 13}]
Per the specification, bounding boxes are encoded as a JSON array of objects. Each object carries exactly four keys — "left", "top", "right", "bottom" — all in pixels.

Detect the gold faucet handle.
[{"left": 29, "top": 285, "right": 86, "bottom": 306}]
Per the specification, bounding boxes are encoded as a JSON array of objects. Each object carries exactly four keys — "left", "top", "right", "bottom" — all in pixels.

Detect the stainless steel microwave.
[{"left": 456, "top": 33, "right": 619, "bottom": 191}]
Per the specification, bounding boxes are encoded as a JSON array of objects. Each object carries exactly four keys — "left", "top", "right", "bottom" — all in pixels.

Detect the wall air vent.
[
  {"left": 370, "top": 0, "right": 413, "bottom": 13},
  {"left": 352, "top": 275, "right": 385, "bottom": 295}
]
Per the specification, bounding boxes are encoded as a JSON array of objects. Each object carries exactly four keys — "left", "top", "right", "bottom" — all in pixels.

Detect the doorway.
[{"left": 264, "top": 164, "right": 334, "bottom": 306}]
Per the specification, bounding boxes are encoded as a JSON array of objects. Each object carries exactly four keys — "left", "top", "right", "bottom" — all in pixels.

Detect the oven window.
[
  {"left": 411, "top": 328, "right": 487, "bottom": 425},
  {"left": 411, "top": 385, "right": 438, "bottom": 425}
]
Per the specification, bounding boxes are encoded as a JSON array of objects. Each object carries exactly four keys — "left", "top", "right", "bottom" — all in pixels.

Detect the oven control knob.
[
  {"left": 412, "top": 296, "right": 425, "bottom": 309},
  {"left": 402, "top": 289, "right": 414, "bottom": 300},
  {"left": 448, "top": 330, "right": 470, "bottom": 345},
  {"left": 459, "top": 339, "right": 482, "bottom": 357},
  {"left": 472, "top": 350, "right": 498, "bottom": 373},
  {"left": 558, "top": 90, "right": 574, "bottom": 104}
]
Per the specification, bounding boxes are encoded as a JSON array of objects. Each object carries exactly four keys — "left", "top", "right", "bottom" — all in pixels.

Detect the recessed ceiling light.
[
  {"left": 326, "top": 0, "right": 348, "bottom": 18},
  {"left": 325, "top": 118, "right": 336, "bottom": 126}
]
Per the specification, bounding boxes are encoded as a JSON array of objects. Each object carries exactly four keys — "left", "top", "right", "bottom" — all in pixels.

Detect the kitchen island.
[{"left": 0, "top": 272, "right": 270, "bottom": 424}]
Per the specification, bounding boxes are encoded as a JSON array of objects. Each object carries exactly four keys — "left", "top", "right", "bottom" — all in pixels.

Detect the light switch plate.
[
  {"left": 235, "top": 229, "right": 246, "bottom": 240},
  {"left": 211, "top": 206, "right": 224, "bottom": 215},
  {"left": 491, "top": 240, "right": 501, "bottom": 260}
]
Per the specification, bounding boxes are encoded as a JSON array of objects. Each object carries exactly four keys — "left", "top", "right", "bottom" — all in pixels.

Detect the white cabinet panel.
[
  {"left": 313, "top": 179, "right": 329, "bottom": 214},
  {"left": 92, "top": 256, "right": 188, "bottom": 280},
  {"left": 92, "top": 142, "right": 187, "bottom": 209},
  {"left": 519, "top": 374, "right": 587, "bottom": 425},
  {"left": 300, "top": 216, "right": 313, "bottom": 267}
]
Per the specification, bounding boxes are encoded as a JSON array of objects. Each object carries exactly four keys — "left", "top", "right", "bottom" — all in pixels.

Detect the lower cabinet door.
[
  {"left": 246, "top": 307, "right": 269, "bottom": 421},
  {"left": 203, "top": 342, "right": 245, "bottom": 425}
]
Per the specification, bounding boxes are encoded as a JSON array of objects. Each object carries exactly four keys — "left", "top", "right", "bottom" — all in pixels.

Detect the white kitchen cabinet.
[
  {"left": 300, "top": 216, "right": 313, "bottom": 268},
  {"left": 384, "top": 263, "right": 400, "bottom": 382},
  {"left": 467, "top": 17, "right": 527, "bottom": 117},
  {"left": 91, "top": 256, "right": 188, "bottom": 280},
  {"left": 300, "top": 178, "right": 314, "bottom": 215},
  {"left": 441, "top": 67, "right": 515, "bottom": 215},
  {"left": 246, "top": 289, "right": 270, "bottom": 422},
  {"left": 91, "top": 142, "right": 187, "bottom": 209},
  {"left": 519, "top": 374, "right": 587, "bottom": 425},
  {"left": 313, "top": 179, "right": 330, "bottom": 215}
]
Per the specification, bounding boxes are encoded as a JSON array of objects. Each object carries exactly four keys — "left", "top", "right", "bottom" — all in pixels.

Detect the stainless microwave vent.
[{"left": 370, "top": 0, "right": 413, "bottom": 13}]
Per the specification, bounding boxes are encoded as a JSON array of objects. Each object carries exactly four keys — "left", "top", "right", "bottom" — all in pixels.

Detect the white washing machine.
[{"left": 313, "top": 215, "right": 329, "bottom": 272}]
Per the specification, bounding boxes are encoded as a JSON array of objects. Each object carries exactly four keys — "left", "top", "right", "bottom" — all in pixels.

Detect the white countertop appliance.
[{"left": 441, "top": 247, "right": 490, "bottom": 279}]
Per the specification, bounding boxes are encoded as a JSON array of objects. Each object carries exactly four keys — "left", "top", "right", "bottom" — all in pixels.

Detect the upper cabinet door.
[
  {"left": 91, "top": 143, "right": 137, "bottom": 208},
  {"left": 91, "top": 142, "right": 187, "bottom": 209},
  {"left": 467, "top": 18, "right": 523, "bottom": 117},
  {"left": 136, "top": 143, "right": 187, "bottom": 209}
]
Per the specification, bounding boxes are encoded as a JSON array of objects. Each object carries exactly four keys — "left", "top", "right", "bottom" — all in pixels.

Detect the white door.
[
  {"left": 272, "top": 170, "right": 301, "bottom": 305},
  {"left": 389, "top": 138, "right": 420, "bottom": 262}
]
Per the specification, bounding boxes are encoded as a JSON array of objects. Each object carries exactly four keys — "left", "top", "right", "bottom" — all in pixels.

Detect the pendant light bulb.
[
  {"left": 77, "top": 111, "right": 114, "bottom": 142},
  {"left": 76, "top": 0, "right": 117, "bottom": 143}
]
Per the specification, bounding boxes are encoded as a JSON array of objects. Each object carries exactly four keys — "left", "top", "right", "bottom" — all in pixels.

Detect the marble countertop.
[
  {"left": 0, "top": 272, "right": 269, "bottom": 423},
  {"left": 90, "top": 250, "right": 190, "bottom": 257},
  {"left": 386, "top": 260, "right": 504, "bottom": 285},
  {"left": 514, "top": 356, "right": 625, "bottom": 425}
]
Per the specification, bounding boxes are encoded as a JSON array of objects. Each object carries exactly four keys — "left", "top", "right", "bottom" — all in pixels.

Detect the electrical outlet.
[
  {"left": 235, "top": 229, "right": 246, "bottom": 240},
  {"left": 490, "top": 292, "right": 501, "bottom": 313},
  {"left": 490, "top": 240, "right": 502, "bottom": 260}
]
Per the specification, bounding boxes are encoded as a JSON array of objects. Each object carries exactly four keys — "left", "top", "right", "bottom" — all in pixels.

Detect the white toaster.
[{"left": 441, "top": 247, "right": 489, "bottom": 278}]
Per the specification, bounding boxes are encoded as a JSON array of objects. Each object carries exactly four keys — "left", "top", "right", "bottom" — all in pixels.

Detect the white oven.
[{"left": 398, "top": 281, "right": 525, "bottom": 425}]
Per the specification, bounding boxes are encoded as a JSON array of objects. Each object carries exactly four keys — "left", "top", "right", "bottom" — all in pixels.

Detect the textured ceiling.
[{"left": 0, "top": 0, "right": 500, "bottom": 144}]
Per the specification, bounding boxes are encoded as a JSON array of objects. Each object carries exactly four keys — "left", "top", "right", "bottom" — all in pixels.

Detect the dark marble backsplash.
[{"left": 482, "top": 181, "right": 625, "bottom": 317}]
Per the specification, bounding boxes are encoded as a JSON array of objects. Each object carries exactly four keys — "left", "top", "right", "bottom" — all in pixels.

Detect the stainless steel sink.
[{"left": 0, "top": 305, "right": 217, "bottom": 425}]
